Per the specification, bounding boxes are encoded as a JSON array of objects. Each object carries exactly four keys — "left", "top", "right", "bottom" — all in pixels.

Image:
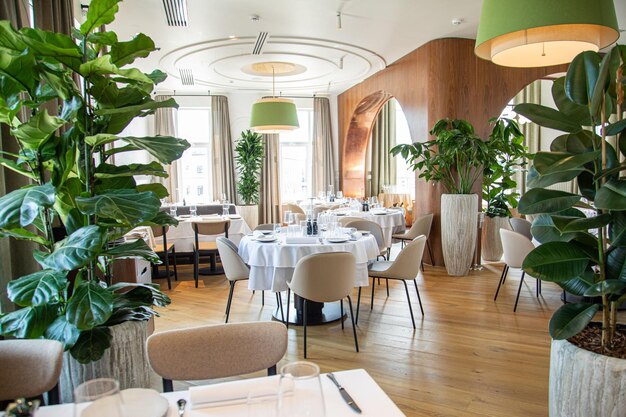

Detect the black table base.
[{"left": 272, "top": 295, "right": 346, "bottom": 326}]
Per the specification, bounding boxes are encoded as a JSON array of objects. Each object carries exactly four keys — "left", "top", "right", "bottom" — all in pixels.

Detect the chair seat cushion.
[
  {"left": 153, "top": 242, "right": 174, "bottom": 253},
  {"left": 368, "top": 261, "right": 394, "bottom": 278},
  {"left": 196, "top": 241, "right": 218, "bottom": 251}
]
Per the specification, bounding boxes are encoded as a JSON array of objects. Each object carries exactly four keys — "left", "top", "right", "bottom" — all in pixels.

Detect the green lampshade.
[
  {"left": 475, "top": 0, "right": 619, "bottom": 67},
  {"left": 250, "top": 97, "right": 299, "bottom": 133}
]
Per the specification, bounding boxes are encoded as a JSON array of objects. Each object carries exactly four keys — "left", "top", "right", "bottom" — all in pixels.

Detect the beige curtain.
[
  {"left": 259, "top": 134, "right": 281, "bottom": 224},
  {"left": 34, "top": 0, "right": 72, "bottom": 34},
  {"left": 367, "top": 100, "right": 396, "bottom": 196},
  {"left": 154, "top": 95, "right": 180, "bottom": 202},
  {"left": 513, "top": 81, "right": 541, "bottom": 196},
  {"left": 211, "top": 95, "right": 237, "bottom": 202},
  {"left": 312, "top": 97, "right": 336, "bottom": 195}
]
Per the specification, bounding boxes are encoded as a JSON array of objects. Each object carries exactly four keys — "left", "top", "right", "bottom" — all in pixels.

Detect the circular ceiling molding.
[{"left": 159, "top": 35, "right": 386, "bottom": 93}]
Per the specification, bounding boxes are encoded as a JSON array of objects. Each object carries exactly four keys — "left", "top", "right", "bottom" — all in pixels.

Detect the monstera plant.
[{"left": 0, "top": 0, "right": 190, "bottom": 363}]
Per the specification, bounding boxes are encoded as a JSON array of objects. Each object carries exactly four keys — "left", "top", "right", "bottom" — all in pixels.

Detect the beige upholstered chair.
[
  {"left": 509, "top": 217, "right": 532, "bottom": 240},
  {"left": 364, "top": 236, "right": 426, "bottom": 329},
  {"left": 283, "top": 203, "right": 305, "bottom": 215},
  {"left": 345, "top": 219, "right": 388, "bottom": 260},
  {"left": 192, "top": 219, "right": 230, "bottom": 288},
  {"left": 337, "top": 216, "right": 362, "bottom": 227},
  {"left": 254, "top": 223, "right": 276, "bottom": 231},
  {"left": 150, "top": 225, "right": 177, "bottom": 290},
  {"left": 495, "top": 229, "right": 540, "bottom": 312},
  {"left": 288, "top": 252, "right": 358, "bottom": 358},
  {"left": 146, "top": 322, "right": 288, "bottom": 392},
  {"left": 0, "top": 340, "right": 63, "bottom": 405},
  {"left": 216, "top": 237, "right": 249, "bottom": 323},
  {"left": 392, "top": 213, "right": 434, "bottom": 270}
]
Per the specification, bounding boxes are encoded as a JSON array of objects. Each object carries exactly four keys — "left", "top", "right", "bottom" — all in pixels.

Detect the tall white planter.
[
  {"left": 237, "top": 204, "right": 259, "bottom": 230},
  {"left": 549, "top": 337, "right": 626, "bottom": 417},
  {"left": 440, "top": 194, "right": 477, "bottom": 276},
  {"left": 481, "top": 216, "right": 511, "bottom": 261}
]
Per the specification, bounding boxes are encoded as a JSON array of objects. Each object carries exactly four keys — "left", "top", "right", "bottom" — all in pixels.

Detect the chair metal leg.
[
  {"left": 172, "top": 247, "right": 178, "bottom": 281},
  {"left": 286, "top": 289, "right": 291, "bottom": 329},
  {"left": 413, "top": 279, "right": 424, "bottom": 316},
  {"left": 225, "top": 281, "right": 235, "bottom": 323},
  {"left": 163, "top": 378, "right": 173, "bottom": 393},
  {"left": 356, "top": 287, "right": 361, "bottom": 325},
  {"left": 402, "top": 280, "right": 416, "bottom": 329},
  {"left": 386, "top": 279, "right": 389, "bottom": 296},
  {"left": 194, "top": 250, "right": 199, "bottom": 288},
  {"left": 347, "top": 295, "right": 359, "bottom": 353},
  {"left": 536, "top": 278, "right": 540, "bottom": 297},
  {"left": 494, "top": 265, "right": 509, "bottom": 301},
  {"left": 262, "top": 290, "right": 265, "bottom": 306},
  {"left": 370, "top": 277, "right": 375, "bottom": 310},
  {"left": 426, "top": 240, "right": 434, "bottom": 265},
  {"left": 164, "top": 248, "right": 172, "bottom": 290},
  {"left": 563, "top": 290, "right": 567, "bottom": 304},
  {"left": 267, "top": 365, "right": 277, "bottom": 376},
  {"left": 276, "top": 292, "right": 285, "bottom": 322},
  {"left": 47, "top": 384, "right": 60, "bottom": 405},
  {"left": 303, "top": 299, "right": 308, "bottom": 359},
  {"left": 514, "top": 272, "right": 526, "bottom": 312},
  {"left": 340, "top": 299, "right": 344, "bottom": 329}
]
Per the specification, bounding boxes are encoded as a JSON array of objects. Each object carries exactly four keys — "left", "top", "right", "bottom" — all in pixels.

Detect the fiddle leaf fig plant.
[
  {"left": 235, "top": 130, "right": 264, "bottom": 205},
  {"left": 515, "top": 44, "right": 626, "bottom": 350},
  {"left": 0, "top": 0, "right": 190, "bottom": 363}
]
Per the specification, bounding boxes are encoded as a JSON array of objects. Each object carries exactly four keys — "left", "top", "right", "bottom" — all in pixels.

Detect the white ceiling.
[{"left": 97, "top": 0, "right": 626, "bottom": 95}]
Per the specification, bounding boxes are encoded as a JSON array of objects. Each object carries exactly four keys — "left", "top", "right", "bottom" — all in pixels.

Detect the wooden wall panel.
[{"left": 338, "top": 38, "right": 566, "bottom": 266}]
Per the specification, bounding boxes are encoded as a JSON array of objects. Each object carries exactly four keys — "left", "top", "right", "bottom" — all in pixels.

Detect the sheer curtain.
[
  {"left": 312, "top": 97, "right": 336, "bottom": 195},
  {"left": 211, "top": 95, "right": 237, "bottom": 202},
  {"left": 367, "top": 100, "right": 397, "bottom": 196},
  {"left": 154, "top": 95, "right": 180, "bottom": 202},
  {"left": 260, "top": 134, "right": 281, "bottom": 224}
]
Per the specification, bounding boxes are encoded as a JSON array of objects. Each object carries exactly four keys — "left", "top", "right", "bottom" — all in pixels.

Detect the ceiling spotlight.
[
  {"left": 228, "top": 35, "right": 237, "bottom": 39},
  {"left": 337, "top": 12, "right": 342, "bottom": 30},
  {"left": 339, "top": 56, "right": 344, "bottom": 70},
  {"left": 452, "top": 18, "right": 464, "bottom": 26},
  {"left": 250, "top": 14, "right": 260, "bottom": 22}
]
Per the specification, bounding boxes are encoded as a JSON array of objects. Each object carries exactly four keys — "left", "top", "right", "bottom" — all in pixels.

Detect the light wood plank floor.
[{"left": 152, "top": 252, "right": 565, "bottom": 417}]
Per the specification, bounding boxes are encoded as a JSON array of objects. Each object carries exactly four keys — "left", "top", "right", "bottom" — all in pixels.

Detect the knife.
[{"left": 327, "top": 373, "right": 362, "bottom": 413}]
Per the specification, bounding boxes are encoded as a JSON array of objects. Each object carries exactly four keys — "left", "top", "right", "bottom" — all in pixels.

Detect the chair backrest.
[
  {"left": 385, "top": 235, "right": 426, "bottom": 280},
  {"left": 338, "top": 216, "right": 362, "bottom": 227},
  {"left": 509, "top": 218, "right": 532, "bottom": 240},
  {"left": 146, "top": 322, "right": 287, "bottom": 384},
  {"left": 500, "top": 229, "right": 535, "bottom": 268},
  {"left": 254, "top": 223, "right": 276, "bottom": 231},
  {"left": 150, "top": 225, "right": 169, "bottom": 238},
  {"left": 345, "top": 219, "right": 386, "bottom": 251},
  {"left": 406, "top": 213, "right": 433, "bottom": 239},
  {"left": 193, "top": 219, "right": 230, "bottom": 237},
  {"left": 284, "top": 203, "right": 305, "bottom": 215},
  {"left": 289, "top": 252, "right": 356, "bottom": 303},
  {"left": 292, "top": 213, "right": 306, "bottom": 223},
  {"left": 216, "top": 237, "right": 249, "bottom": 282},
  {"left": 0, "top": 340, "right": 63, "bottom": 403}
]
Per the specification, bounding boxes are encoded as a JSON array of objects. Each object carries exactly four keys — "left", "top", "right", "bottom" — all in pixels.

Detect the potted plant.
[
  {"left": 514, "top": 44, "right": 625, "bottom": 416},
  {"left": 0, "top": 0, "right": 189, "bottom": 400},
  {"left": 234, "top": 129, "right": 264, "bottom": 229},
  {"left": 391, "top": 119, "right": 489, "bottom": 276},
  {"left": 481, "top": 117, "right": 528, "bottom": 261}
]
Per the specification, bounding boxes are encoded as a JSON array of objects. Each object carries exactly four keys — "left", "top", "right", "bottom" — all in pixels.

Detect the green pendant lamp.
[
  {"left": 250, "top": 65, "right": 299, "bottom": 133},
  {"left": 475, "top": 0, "right": 619, "bottom": 67}
]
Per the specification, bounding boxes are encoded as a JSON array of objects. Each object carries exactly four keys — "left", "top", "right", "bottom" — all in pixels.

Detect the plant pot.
[
  {"left": 59, "top": 321, "right": 153, "bottom": 403},
  {"left": 549, "top": 337, "right": 626, "bottom": 417},
  {"left": 481, "top": 216, "right": 511, "bottom": 261},
  {"left": 237, "top": 204, "right": 259, "bottom": 230},
  {"left": 440, "top": 194, "right": 477, "bottom": 276}
]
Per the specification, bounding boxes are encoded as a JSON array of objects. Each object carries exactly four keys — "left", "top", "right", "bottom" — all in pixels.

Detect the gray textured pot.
[
  {"left": 481, "top": 216, "right": 511, "bottom": 262},
  {"left": 59, "top": 321, "right": 152, "bottom": 403},
  {"left": 440, "top": 194, "right": 477, "bottom": 276},
  {"left": 549, "top": 338, "right": 626, "bottom": 417}
]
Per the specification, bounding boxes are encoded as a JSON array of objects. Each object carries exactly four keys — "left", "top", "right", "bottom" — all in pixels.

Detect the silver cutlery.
[
  {"left": 177, "top": 398, "right": 186, "bottom": 417},
  {"left": 327, "top": 373, "right": 361, "bottom": 413}
]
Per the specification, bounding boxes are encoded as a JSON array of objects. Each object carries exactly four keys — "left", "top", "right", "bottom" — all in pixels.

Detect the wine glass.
[
  {"left": 189, "top": 204, "right": 197, "bottom": 217},
  {"left": 278, "top": 362, "right": 325, "bottom": 417},
  {"left": 74, "top": 378, "right": 122, "bottom": 417}
]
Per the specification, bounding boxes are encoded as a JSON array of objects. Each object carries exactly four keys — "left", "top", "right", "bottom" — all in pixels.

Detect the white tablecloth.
[
  {"left": 238, "top": 234, "right": 380, "bottom": 292},
  {"left": 36, "top": 369, "right": 405, "bottom": 417},
  {"left": 335, "top": 210, "right": 405, "bottom": 247},
  {"left": 154, "top": 215, "right": 252, "bottom": 252}
]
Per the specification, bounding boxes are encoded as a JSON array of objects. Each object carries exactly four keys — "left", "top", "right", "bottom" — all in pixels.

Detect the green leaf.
[
  {"left": 110, "top": 33, "right": 157, "bottom": 67},
  {"left": 76, "top": 189, "right": 159, "bottom": 225},
  {"left": 137, "top": 210, "right": 179, "bottom": 227},
  {"left": 533, "top": 151, "right": 599, "bottom": 176},
  {"left": 119, "top": 136, "right": 189, "bottom": 164},
  {"left": 610, "top": 212, "right": 626, "bottom": 247},
  {"left": 565, "top": 51, "right": 601, "bottom": 106},
  {"left": 0, "top": 21, "right": 28, "bottom": 53},
  {"left": 37, "top": 225, "right": 105, "bottom": 271},
  {"left": 559, "top": 275, "right": 593, "bottom": 297},
  {"left": 526, "top": 164, "right": 579, "bottom": 188},
  {"left": 79, "top": 55, "right": 152, "bottom": 84},
  {"left": 0, "top": 227, "right": 49, "bottom": 245},
  {"left": 103, "top": 239, "right": 159, "bottom": 263},
  {"left": 107, "top": 282, "right": 171, "bottom": 307},
  {"left": 513, "top": 103, "right": 581, "bottom": 133},
  {"left": 0, "top": 183, "right": 55, "bottom": 229},
  {"left": 0, "top": 49, "right": 37, "bottom": 93},
  {"left": 7, "top": 270, "right": 67, "bottom": 307},
  {"left": 66, "top": 280, "right": 113, "bottom": 330},
  {"left": 80, "top": 0, "right": 121, "bottom": 36},
  {"left": 549, "top": 303, "right": 598, "bottom": 340},
  {"left": 551, "top": 213, "right": 611, "bottom": 233},
  {"left": 605, "top": 119, "right": 626, "bottom": 137},
  {"left": 518, "top": 188, "right": 581, "bottom": 215},
  {"left": 583, "top": 280, "right": 626, "bottom": 297},
  {"left": 522, "top": 241, "right": 589, "bottom": 282},
  {"left": 0, "top": 304, "right": 58, "bottom": 339},
  {"left": 69, "top": 326, "right": 112, "bottom": 363},
  {"left": 95, "top": 97, "right": 178, "bottom": 116},
  {"left": 19, "top": 27, "right": 83, "bottom": 71},
  {"left": 531, "top": 214, "right": 578, "bottom": 244},
  {"left": 136, "top": 183, "right": 169, "bottom": 199},
  {"left": 550, "top": 131, "right": 596, "bottom": 154},
  {"left": 595, "top": 180, "right": 626, "bottom": 211},
  {"left": 94, "top": 162, "right": 167, "bottom": 178},
  {"left": 551, "top": 77, "right": 592, "bottom": 125},
  {"left": 45, "top": 315, "right": 80, "bottom": 350},
  {"left": 589, "top": 51, "right": 612, "bottom": 117},
  {"left": 606, "top": 247, "right": 626, "bottom": 281},
  {"left": 11, "top": 109, "right": 65, "bottom": 150},
  {"left": 86, "top": 31, "right": 118, "bottom": 46}
]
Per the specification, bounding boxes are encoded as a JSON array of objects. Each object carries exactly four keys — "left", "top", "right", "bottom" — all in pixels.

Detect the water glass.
[
  {"left": 337, "top": 191, "right": 343, "bottom": 199},
  {"left": 169, "top": 205, "right": 177, "bottom": 217},
  {"left": 190, "top": 204, "right": 197, "bottom": 217},
  {"left": 283, "top": 210, "right": 292, "bottom": 226},
  {"left": 74, "top": 378, "right": 122, "bottom": 417},
  {"left": 278, "top": 362, "right": 325, "bottom": 417},
  {"left": 299, "top": 220, "right": 307, "bottom": 236},
  {"left": 274, "top": 223, "right": 282, "bottom": 235}
]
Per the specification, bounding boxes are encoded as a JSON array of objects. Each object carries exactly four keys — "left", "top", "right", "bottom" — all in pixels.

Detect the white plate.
[
  {"left": 81, "top": 388, "right": 169, "bottom": 417},
  {"left": 326, "top": 236, "right": 350, "bottom": 243},
  {"left": 228, "top": 214, "right": 242, "bottom": 219},
  {"left": 256, "top": 236, "right": 278, "bottom": 242},
  {"left": 356, "top": 230, "right": 371, "bottom": 235}
]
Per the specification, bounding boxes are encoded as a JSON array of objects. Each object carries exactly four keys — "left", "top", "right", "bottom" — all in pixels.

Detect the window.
[
  {"left": 177, "top": 108, "right": 212, "bottom": 204},
  {"left": 394, "top": 103, "right": 415, "bottom": 195},
  {"left": 279, "top": 109, "right": 313, "bottom": 202}
]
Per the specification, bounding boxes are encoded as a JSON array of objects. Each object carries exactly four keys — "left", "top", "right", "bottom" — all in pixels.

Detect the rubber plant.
[
  {"left": 515, "top": 44, "right": 625, "bottom": 350},
  {"left": 390, "top": 118, "right": 490, "bottom": 194},
  {"left": 234, "top": 129, "right": 264, "bottom": 204},
  {"left": 482, "top": 117, "right": 529, "bottom": 218},
  {"left": 0, "top": 0, "right": 190, "bottom": 363}
]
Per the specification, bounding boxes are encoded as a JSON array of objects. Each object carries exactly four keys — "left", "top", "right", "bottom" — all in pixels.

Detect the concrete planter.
[
  {"left": 481, "top": 216, "right": 511, "bottom": 262},
  {"left": 59, "top": 321, "right": 152, "bottom": 403},
  {"left": 237, "top": 204, "right": 259, "bottom": 230},
  {"left": 549, "top": 338, "right": 626, "bottom": 417},
  {"left": 440, "top": 194, "right": 477, "bottom": 276}
]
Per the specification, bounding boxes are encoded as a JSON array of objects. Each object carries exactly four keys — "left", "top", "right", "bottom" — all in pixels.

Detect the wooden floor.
[{"left": 152, "top": 250, "right": 565, "bottom": 417}]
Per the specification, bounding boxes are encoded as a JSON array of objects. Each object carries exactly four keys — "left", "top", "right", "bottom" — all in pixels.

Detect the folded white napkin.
[
  {"left": 350, "top": 232, "right": 363, "bottom": 241},
  {"left": 189, "top": 376, "right": 293, "bottom": 409},
  {"left": 285, "top": 236, "right": 319, "bottom": 244},
  {"left": 252, "top": 231, "right": 265, "bottom": 238}
]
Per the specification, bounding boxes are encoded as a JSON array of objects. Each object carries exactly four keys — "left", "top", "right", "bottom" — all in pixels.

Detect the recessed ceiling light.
[{"left": 228, "top": 35, "right": 237, "bottom": 39}]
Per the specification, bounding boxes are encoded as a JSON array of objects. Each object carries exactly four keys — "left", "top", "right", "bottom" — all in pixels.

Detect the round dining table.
[{"left": 333, "top": 209, "right": 406, "bottom": 247}]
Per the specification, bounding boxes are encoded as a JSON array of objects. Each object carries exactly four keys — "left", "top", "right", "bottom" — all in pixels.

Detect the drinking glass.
[
  {"left": 283, "top": 210, "right": 292, "bottom": 226},
  {"left": 189, "top": 204, "right": 197, "bottom": 217},
  {"left": 169, "top": 204, "right": 177, "bottom": 217},
  {"left": 74, "top": 378, "right": 122, "bottom": 417},
  {"left": 336, "top": 191, "right": 343, "bottom": 199},
  {"left": 299, "top": 220, "right": 307, "bottom": 236},
  {"left": 274, "top": 223, "right": 282, "bottom": 235},
  {"left": 278, "top": 362, "right": 325, "bottom": 417}
]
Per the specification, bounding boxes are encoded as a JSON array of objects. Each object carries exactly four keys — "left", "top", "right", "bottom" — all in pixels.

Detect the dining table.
[
  {"left": 36, "top": 369, "right": 405, "bottom": 417},
  {"left": 332, "top": 209, "right": 406, "bottom": 247}
]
